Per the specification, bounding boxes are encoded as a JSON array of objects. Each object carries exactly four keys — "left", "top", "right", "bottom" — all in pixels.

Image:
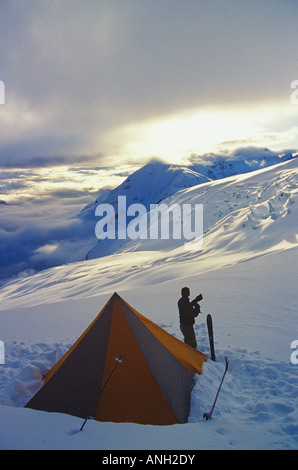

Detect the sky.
[
  {"left": 0, "top": 0, "right": 297, "bottom": 282},
  {"left": 0, "top": 0, "right": 297, "bottom": 168}
]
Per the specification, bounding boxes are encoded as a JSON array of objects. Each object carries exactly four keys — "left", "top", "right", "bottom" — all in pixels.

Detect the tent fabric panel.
[
  {"left": 95, "top": 298, "right": 177, "bottom": 425},
  {"left": 44, "top": 296, "right": 112, "bottom": 384},
  {"left": 122, "top": 299, "right": 207, "bottom": 375},
  {"left": 120, "top": 298, "right": 195, "bottom": 423},
  {"left": 25, "top": 300, "right": 113, "bottom": 419}
]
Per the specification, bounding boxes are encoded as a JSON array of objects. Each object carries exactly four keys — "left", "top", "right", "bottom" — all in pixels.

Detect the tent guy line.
[{"left": 80, "top": 354, "right": 123, "bottom": 431}]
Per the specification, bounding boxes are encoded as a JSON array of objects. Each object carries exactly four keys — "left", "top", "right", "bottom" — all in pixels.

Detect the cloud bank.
[
  {"left": 0, "top": 164, "right": 136, "bottom": 283},
  {"left": 0, "top": 0, "right": 297, "bottom": 167},
  {"left": 0, "top": 147, "right": 296, "bottom": 283}
]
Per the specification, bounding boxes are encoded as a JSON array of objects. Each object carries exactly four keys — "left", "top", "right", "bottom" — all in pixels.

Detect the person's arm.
[
  {"left": 190, "top": 293, "right": 203, "bottom": 306},
  {"left": 190, "top": 294, "right": 203, "bottom": 317}
]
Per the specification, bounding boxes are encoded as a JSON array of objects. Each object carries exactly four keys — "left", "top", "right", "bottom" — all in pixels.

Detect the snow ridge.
[{"left": 0, "top": 153, "right": 297, "bottom": 450}]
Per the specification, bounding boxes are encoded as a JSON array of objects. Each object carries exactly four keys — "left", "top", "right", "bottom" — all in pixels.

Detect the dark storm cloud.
[{"left": 0, "top": 0, "right": 297, "bottom": 167}]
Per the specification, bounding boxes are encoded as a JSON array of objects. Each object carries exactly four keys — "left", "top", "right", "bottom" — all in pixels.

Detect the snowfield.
[{"left": 0, "top": 157, "right": 297, "bottom": 450}]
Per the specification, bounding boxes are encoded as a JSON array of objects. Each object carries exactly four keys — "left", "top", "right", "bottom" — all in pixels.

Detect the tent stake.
[{"left": 80, "top": 354, "right": 123, "bottom": 431}]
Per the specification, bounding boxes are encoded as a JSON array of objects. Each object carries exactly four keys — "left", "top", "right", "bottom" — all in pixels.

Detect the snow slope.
[
  {"left": 190, "top": 146, "right": 293, "bottom": 180},
  {"left": 80, "top": 160, "right": 209, "bottom": 259},
  {"left": 87, "top": 156, "right": 298, "bottom": 260},
  {"left": 80, "top": 160, "right": 210, "bottom": 219},
  {"left": 0, "top": 158, "right": 297, "bottom": 450},
  {"left": 82, "top": 150, "right": 294, "bottom": 260}
]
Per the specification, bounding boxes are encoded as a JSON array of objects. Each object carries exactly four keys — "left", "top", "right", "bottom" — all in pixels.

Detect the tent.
[{"left": 25, "top": 292, "right": 207, "bottom": 425}]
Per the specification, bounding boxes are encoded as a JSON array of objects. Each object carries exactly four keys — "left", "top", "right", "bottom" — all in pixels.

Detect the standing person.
[{"left": 178, "top": 287, "right": 203, "bottom": 349}]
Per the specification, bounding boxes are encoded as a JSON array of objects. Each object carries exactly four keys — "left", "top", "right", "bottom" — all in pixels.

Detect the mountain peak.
[{"left": 80, "top": 160, "right": 209, "bottom": 219}]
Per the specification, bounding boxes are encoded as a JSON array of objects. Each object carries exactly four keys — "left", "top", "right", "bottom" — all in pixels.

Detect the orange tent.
[{"left": 26, "top": 292, "right": 207, "bottom": 425}]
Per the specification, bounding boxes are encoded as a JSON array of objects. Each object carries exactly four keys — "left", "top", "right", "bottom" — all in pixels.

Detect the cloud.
[
  {"left": 0, "top": 163, "right": 137, "bottom": 282},
  {"left": 0, "top": 0, "right": 297, "bottom": 167},
  {"left": 0, "top": 145, "right": 296, "bottom": 283},
  {"left": 0, "top": 200, "right": 96, "bottom": 282},
  {"left": 0, "top": 151, "right": 95, "bottom": 169}
]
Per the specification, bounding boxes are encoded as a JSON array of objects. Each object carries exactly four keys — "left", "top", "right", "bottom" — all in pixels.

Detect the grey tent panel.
[
  {"left": 26, "top": 301, "right": 113, "bottom": 418},
  {"left": 120, "top": 298, "right": 194, "bottom": 423}
]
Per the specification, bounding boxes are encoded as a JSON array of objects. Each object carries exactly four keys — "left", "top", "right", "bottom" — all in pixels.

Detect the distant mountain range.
[{"left": 79, "top": 147, "right": 295, "bottom": 260}]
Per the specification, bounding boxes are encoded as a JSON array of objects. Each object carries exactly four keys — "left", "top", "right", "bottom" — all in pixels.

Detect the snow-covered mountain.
[
  {"left": 190, "top": 147, "right": 293, "bottom": 180},
  {"left": 80, "top": 159, "right": 210, "bottom": 218},
  {"left": 84, "top": 151, "right": 296, "bottom": 259},
  {"left": 0, "top": 154, "right": 297, "bottom": 450},
  {"left": 79, "top": 160, "right": 210, "bottom": 258}
]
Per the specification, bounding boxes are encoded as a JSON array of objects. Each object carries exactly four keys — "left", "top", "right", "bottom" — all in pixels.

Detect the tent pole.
[{"left": 80, "top": 354, "right": 123, "bottom": 431}]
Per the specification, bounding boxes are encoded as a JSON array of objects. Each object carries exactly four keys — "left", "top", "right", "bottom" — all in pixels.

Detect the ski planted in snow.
[
  {"left": 206, "top": 313, "right": 216, "bottom": 361},
  {"left": 203, "top": 356, "right": 229, "bottom": 421}
]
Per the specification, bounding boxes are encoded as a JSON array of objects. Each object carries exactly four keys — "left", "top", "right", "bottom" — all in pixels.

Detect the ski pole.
[{"left": 204, "top": 356, "right": 229, "bottom": 420}]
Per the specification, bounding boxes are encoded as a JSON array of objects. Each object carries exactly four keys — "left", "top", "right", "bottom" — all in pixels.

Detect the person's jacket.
[{"left": 178, "top": 297, "right": 200, "bottom": 326}]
